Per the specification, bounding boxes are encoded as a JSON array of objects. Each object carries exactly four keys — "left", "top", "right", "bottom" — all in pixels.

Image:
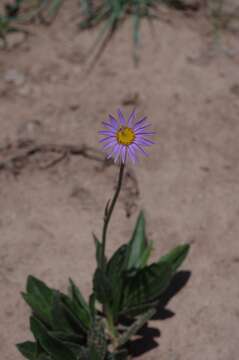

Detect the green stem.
[
  {"left": 101, "top": 163, "right": 125, "bottom": 269},
  {"left": 106, "top": 307, "right": 118, "bottom": 348}
]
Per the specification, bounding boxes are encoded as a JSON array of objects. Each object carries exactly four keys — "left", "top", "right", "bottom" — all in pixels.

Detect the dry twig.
[{"left": 0, "top": 140, "right": 108, "bottom": 174}]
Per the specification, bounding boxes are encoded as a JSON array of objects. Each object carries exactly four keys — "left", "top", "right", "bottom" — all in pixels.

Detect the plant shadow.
[
  {"left": 128, "top": 270, "right": 191, "bottom": 358},
  {"left": 128, "top": 324, "right": 160, "bottom": 357}
]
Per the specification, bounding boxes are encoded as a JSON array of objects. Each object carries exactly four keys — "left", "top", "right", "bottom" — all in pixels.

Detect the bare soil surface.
[{"left": 0, "top": 2, "right": 239, "bottom": 359}]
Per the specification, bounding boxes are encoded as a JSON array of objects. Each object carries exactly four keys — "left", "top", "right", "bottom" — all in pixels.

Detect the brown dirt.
[{"left": 0, "top": 2, "right": 239, "bottom": 359}]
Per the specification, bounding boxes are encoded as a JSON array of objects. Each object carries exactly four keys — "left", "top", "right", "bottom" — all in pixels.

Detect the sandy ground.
[{"left": 0, "top": 2, "right": 239, "bottom": 359}]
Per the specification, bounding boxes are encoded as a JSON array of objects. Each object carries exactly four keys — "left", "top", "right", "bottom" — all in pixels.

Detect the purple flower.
[{"left": 99, "top": 109, "right": 155, "bottom": 164}]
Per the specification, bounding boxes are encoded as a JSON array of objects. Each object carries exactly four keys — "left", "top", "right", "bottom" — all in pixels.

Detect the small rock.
[
  {"left": 69, "top": 103, "right": 79, "bottom": 111},
  {"left": 18, "top": 119, "right": 43, "bottom": 142},
  {"left": 230, "top": 84, "right": 239, "bottom": 96},
  {"left": 121, "top": 92, "right": 140, "bottom": 106}
]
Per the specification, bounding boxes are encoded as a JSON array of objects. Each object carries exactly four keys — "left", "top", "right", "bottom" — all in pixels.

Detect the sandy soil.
[{"left": 0, "top": 2, "right": 239, "bottom": 359}]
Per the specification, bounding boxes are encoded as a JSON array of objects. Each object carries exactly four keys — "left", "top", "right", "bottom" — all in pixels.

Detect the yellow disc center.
[{"left": 116, "top": 127, "right": 136, "bottom": 146}]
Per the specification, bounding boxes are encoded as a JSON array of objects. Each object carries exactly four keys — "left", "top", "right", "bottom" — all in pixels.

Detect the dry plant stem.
[
  {"left": 0, "top": 141, "right": 106, "bottom": 173},
  {"left": 101, "top": 162, "right": 125, "bottom": 269}
]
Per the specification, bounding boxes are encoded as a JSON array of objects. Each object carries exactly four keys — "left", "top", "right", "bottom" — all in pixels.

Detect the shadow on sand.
[{"left": 127, "top": 271, "right": 191, "bottom": 358}]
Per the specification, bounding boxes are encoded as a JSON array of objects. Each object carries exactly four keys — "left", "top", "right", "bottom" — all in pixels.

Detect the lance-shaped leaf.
[
  {"left": 69, "top": 279, "right": 88, "bottom": 312},
  {"left": 59, "top": 342, "right": 89, "bottom": 359},
  {"left": 68, "top": 279, "right": 91, "bottom": 329},
  {"left": 121, "top": 261, "right": 172, "bottom": 315},
  {"left": 30, "top": 316, "right": 77, "bottom": 360},
  {"left": 51, "top": 291, "right": 87, "bottom": 334},
  {"left": 106, "top": 244, "right": 128, "bottom": 317},
  {"left": 47, "top": 332, "right": 88, "bottom": 359},
  {"left": 93, "top": 234, "right": 106, "bottom": 269},
  {"left": 126, "top": 211, "right": 152, "bottom": 270},
  {"left": 16, "top": 341, "right": 37, "bottom": 360},
  {"left": 158, "top": 244, "right": 190, "bottom": 273},
  {"left": 93, "top": 268, "right": 113, "bottom": 305},
  {"left": 51, "top": 291, "right": 74, "bottom": 333},
  {"left": 107, "top": 244, "right": 128, "bottom": 277},
  {"left": 26, "top": 276, "right": 54, "bottom": 303},
  {"left": 49, "top": 331, "right": 84, "bottom": 344},
  {"left": 21, "top": 275, "right": 55, "bottom": 326}
]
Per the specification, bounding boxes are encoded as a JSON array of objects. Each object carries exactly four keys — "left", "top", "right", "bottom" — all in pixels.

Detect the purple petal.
[
  {"left": 109, "top": 115, "right": 119, "bottom": 129},
  {"left": 102, "top": 140, "right": 116, "bottom": 150},
  {"left": 107, "top": 143, "right": 120, "bottom": 162},
  {"left": 136, "top": 137, "right": 155, "bottom": 146},
  {"left": 106, "top": 143, "right": 119, "bottom": 159},
  {"left": 114, "top": 145, "right": 123, "bottom": 163},
  {"left": 117, "top": 109, "right": 126, "bottom": 126},
  {"left": 128, "top": 146, "right": 138, "bottom": 164},
  {"left": 102, "top": 121, "right": 115, "bottom": 130},
  {"left": 135, "top": 130, "right": 156, "bottom": 135},
  {"left": 133, "top": 117, "right": 147, "bottom": 130},
  {"left": 133, "top": 124, "right": 151, "bottom": 132},
  {"left": 121, "top": 146, "right": 127, "bottom": 163},
  {"left": 99, "top": 130, "right": 116, "bottom": 136},
  {"left": 128, "top": 109, "right": 136, "bottom": 127},
  {"left": 132, "top": 143, "right": 149, "bottom": 157},
  {"left": 99, "top": 135, "right": 115, "bottom": 143}
]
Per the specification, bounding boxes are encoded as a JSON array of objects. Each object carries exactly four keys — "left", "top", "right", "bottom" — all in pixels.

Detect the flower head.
[{"left": 99, "top": 109, "right": 155, "bottom": 164}]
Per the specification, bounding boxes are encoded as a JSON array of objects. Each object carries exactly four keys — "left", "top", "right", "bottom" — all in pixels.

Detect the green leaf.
[
  {"left": 139, "top": 240, "right": 153, "bottom": 268},
  {"left": 80, "top": 0, "right": 93, "bottom": 17},
  {"left": 106, "top": 244, "right": 128, "bottom": 318},
  {"left": 59, "top": 293, "right": 89, "bottom": 334},
  {"left": 68, "top": 279, "right": 91, "bottom": 329},
  {"left": 159, "top": 244, "right": 190, "bottom": 273},
  {"left": 121, "top": 261, "right": 172, "bottom": 315},
  {"left": 49, "top": 331, "right": 84, "bottom": 344},
  {"left": 22, "top": 275, "right": 55, "bottom": 325},
  {"left": 93, "top": 268, "right": 112, "bottom": 305},
  {"left": 51, "top": 291, "right": 72, "bottom": 332},
  {"left": 37, "top": 356, "right": 51, "bottom": 360},
  {"left": 16, "top": 341, "right": 37, "bottom": 360},
  {"left": 60, "top": 343, "right": 89, "bottom": 359},
  {"left": 26, "top": 276, "right": 54, "bottom": 304},
  {"left": 107, "top": 244, "right": 128, "bottom": 275},
  {"left": 69, "top": 279, "right": 88, "bottom": 311},
  {"left": 30, "top": 316, "right": 77, "bottom": 360},
  {"left": 126, "top": 211, "right": 151, "bottom": 269},
  {"left": 21, "top": 292, "right": 52, "bottom": 326},
  {"left": 93, "top": 234, "right": 106, "bottom": 269},
  {"left": 51, "top": 291, "right": 86, "bottom": 333}
]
